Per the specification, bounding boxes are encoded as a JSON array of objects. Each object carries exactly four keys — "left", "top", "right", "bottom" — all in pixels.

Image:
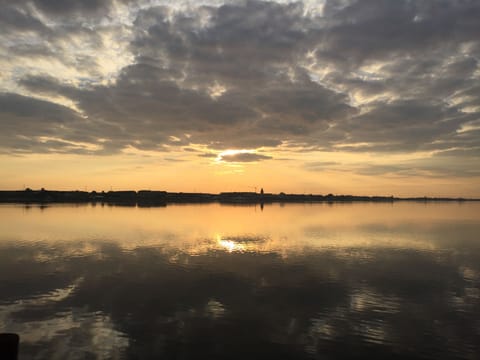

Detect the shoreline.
[{"left": 0, "top": 189, "right": 478, "bottom": 205}]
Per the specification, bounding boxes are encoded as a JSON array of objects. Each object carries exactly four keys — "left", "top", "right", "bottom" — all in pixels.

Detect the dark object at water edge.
[{"left": 0, "top": 333, "right": 19, "bottom": 360}]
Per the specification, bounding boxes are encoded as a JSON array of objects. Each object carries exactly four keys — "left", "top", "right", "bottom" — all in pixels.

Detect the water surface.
[{"left": 0, "top": 202, "right": 479, "bottom": 359}]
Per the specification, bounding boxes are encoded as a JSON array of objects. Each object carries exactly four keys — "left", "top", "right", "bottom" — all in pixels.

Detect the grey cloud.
[
  {"left": 198, "top": 153, "right": 217, "bottom": 158},
  {"left": 0, "top": 6, "right": 48, "bottom": 34},
  {"left": 163, "top": 157, "right": 186, "bottom": 162},
  {"left": 320, "top": 102, "right": 474, "bottom": 156},
  {"left": 0, "top": 0, "right": 478, "bottom": 177},
  {"left": 18, "top": 75, "right": 75, "bottom": 97},
  {"left": 0, "top": 92, "right": 78, "bottom": 154},
  {"left": 5, "top": 43, "right": 55, "bottom": 58},
  {"left": 354, "top": 163, "right": 480, "bottom": 178},
  {"left": 14, "top": 1, "right": 352, "bottom": 152},
  {"left": 220, "top": 153, "right": 272, "bottom": 162},
  {"left": 354, "top": 164, "right": 419, "bottom": 177},
  {"left": 312, "top": 0, "right": 480, "bottom": 152},
  {"left": 130, "top": 0, "right": 319, "bottom": 91},
  {"left": 0, "top": 92, "right": 78, "bottom": 128},
  {"left": 94, "top": 1, "right": 480, "bottom": 155},
  {"left": 319, "top": 0, "right": 480, "bottom": 66},
  {"left": 0, "top": 92, "right": 125, "bottom": 155},
  {"left": 304, "top": 161, "right": 341, "bottom": 172},
  {"left": 32, "top": 0, "right": 113, "bottom": 17},
  {"left": 0, "top": 0, "right": 123, "bottom": 81}
]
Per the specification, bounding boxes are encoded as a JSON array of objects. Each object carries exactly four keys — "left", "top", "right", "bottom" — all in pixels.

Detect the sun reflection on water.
[{"left": 216, "top": 234, "right": 246, "bottom": 253}]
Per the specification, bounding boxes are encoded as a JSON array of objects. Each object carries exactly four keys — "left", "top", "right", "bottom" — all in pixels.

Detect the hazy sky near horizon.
[{"left": 1, "top": 0, "right": 480, "bottom": 196}]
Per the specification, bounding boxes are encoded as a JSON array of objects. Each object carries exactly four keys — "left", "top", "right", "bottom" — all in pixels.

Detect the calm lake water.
[{"left": 0, "top": 202, "right": 479, "bottom": 359}]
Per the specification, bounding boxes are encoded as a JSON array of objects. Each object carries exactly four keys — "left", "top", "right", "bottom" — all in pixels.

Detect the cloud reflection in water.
[{"left": 0, "top": 203, "right": 479, "bottom": 359}]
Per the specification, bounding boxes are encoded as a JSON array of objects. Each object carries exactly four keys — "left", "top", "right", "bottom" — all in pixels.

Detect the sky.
[{"left": 1, "top": 0, "right": 480, "bottom": 197}]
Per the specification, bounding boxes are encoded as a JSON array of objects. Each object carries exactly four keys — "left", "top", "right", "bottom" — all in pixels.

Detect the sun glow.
[
  {"left": 216, "top": 149, "right": 256, "bottom": 162},
  {"left": 216, "top": 234, "right": 246, "bottom": 253}
]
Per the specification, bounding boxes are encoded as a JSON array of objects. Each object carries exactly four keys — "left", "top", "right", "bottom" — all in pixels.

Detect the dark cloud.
[
  {"left": 220, "top": 152, "right": 272, "bottom": 162},
  {"left": 319, "top": 0, "right": 480, "bottom": 66},
  {"left": 0, "top": 5, "right": 49, "bottom": 34},
  {"left": 340, "top": 99, "right": 465, "bottom": 152},
  {"left": 32, "top": 0, "right": 112, "bottom": 15},
  {"left": 0, "top": 92, "right": 124, "bottom": 155},
  {"left": 18, "top": 75, "right": 75, "bottom": 97},
  {"left": 0, "top": 92, "right": 79, "bottom": 148}
]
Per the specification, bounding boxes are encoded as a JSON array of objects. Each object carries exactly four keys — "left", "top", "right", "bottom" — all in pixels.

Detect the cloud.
[
  {"left": 319, "top": 0, "right": 480, "bottom": 66},
  {"left": 0, "top": 4, "right": 49, "bottom": 34},
  {"left": 198, "top": 153, "right": 217, "bottom": 158},
  {"left": 220, "top": 152, "right": 272, "bottom": 162},
  {"left": 304, "top": 161, "right": 341, "bottom": 172},
  {"left": 32, "top": 0, "right": 112, "bottom": 16},
  {"left": 0, "top": 0, "right": 479, "bottom": 178},
  {"left": 8, "top": 1, "right": 354, "bottom": 153}
]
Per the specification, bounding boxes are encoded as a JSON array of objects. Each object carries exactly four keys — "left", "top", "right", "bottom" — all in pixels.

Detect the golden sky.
[{"left": 1, "top": 0, "right": 480, "bottom": 196}]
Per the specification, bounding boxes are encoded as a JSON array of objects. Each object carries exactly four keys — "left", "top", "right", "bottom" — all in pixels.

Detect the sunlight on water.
[{"left": 0, "top": 202, "right": 479, "bottom": 359}]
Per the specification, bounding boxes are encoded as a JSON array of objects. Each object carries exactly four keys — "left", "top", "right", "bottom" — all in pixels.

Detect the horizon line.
[{"left": 1, "top": 188, "right": 479, "bottom": 201}]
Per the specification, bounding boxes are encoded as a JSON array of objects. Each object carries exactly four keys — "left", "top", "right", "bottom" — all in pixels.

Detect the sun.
[{"left": 216, "top": 149, "right": 256, "bottom": 162}]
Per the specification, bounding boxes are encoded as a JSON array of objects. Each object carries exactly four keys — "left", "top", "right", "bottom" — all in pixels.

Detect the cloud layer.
[{"left": 1, "top": 0, "right": 479, "bottom": 177}]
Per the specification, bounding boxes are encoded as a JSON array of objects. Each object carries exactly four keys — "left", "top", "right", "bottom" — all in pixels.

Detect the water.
[{"left": 0, "top": 202, "right": 479, "bottom": 359}]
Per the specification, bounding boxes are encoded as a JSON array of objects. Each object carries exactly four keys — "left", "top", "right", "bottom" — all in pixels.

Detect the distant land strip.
[{"left": 0, "top": 189, "right": 478, "bottom": 205}]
